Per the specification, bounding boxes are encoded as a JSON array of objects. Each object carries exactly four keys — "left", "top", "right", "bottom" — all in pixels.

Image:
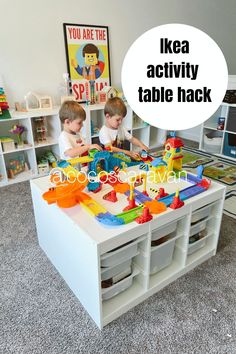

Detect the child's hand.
[
  {"left": 128, "top": 151, "right": 141, "bottom": 160},
  {"left": 141, "top": 144, "right": 149, "bottom": 151},
  {"left": 89, "top": 144, "right": 102, "bottom": 151}
]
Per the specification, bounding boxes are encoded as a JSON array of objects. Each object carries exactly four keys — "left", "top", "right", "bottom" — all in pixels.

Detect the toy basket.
[{"left": 204, "top": 131, "right": 222, "bottom": 154}]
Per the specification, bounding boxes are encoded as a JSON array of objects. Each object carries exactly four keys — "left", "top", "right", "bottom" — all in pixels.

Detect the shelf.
[
  {"left": 132, "top": 124, "right": 149, "bottom": 131},
  {"left": 102, "top": 277, "right": 144, "bottom": 320},
  {"left": 186, "top": 233, "right": 215, "bottom": 266},
  {"left": 10, "top": 107, "right": 60, "bottom": 119},
  {"left": 34, "top": 137, "right": 57, "bottom": 148},
  {"left": 84, "top": 103, "right": 105, "bottom": 111},
  {"left": 222, "top": 102, "right": 236, "bottom": 107},
  {"left": 203, "top": 125, "right": 219, "bottom": 131},
  {"left": 5, "top": 170, "right": 36, "bottom": 185},
  {"left": 225, "top": 130, "right": 236, "bottom": 135},
  {"left": 2, "top": 144, "right": 33, "bottom": 154},
  {"left": 149, "top": 260, "right": 183, "bottom": 289}
]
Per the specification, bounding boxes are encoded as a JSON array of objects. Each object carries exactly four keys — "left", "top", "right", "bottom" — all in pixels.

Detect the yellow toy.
[{"left": 149, "top": 134, "right": 184, "bottom": 183}]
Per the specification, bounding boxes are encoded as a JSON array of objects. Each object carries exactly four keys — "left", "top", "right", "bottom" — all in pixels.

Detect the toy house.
[
  {"left": 163, "top": 136, "right": 184, "bottom": 172},
  {"left": 25, "top": 92, "right": 52, "bottom": 110},
  {"left": 101, "top": 86, "right": 119, "bottom": 101}
]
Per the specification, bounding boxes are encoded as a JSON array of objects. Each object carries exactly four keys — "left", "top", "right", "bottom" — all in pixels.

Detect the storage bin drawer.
[
  {"left": 150, "top": 237, "right": 176, "bottom": 275},
  {"left": 151, "top": 221, "right": 177, "bottom": 242},
  {"left": 102, "top": 268, "right": 139, "bottom": 300},
  {"left": 101, "top": 259, "right": 132, "bottom": 285},
  {"left": 204, "top": 131, "right": 222, "bottom": 154},
  {"left": 188, "top": 237, "right": 206, "bottom": 255},
  {"left": 191, "top": 204, "right": 211, "bottom": 224},
  {"left": 101, "top": 240, "right": 139, "bottom": 268},
  {"left": 190, "top": 219, "right": 207, "bottom": 237}
]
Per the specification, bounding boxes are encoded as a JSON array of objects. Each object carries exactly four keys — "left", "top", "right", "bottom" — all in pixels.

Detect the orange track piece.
[
  {"left": 43, "top": 177, "right": 88, "bottom": 208},
  {"left": 113, "top": 183, "right": 130, "bottom": 194},
  {"left": 144, "top": 200, "right": 167, "bottom": 214}
]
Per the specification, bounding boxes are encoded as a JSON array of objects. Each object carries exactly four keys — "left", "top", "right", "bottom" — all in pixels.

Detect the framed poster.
[{"left": 63, "top": 23, "right": 111, "bottom": 103}]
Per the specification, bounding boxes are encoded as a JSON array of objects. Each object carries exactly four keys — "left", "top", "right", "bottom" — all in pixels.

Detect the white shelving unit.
[
  {"left": 0, "top": 108, "right": 61, "bottom": 186},
  {"left": 30, "top": 175, "right": 225, "bottom": 329},
  {"left": 199, "top": 103, "right": 236, "bottom": 160},
  {"left": 0, "top": 104, "right": 165, "bottom": 186},
  {"left": 199, "top": 75, "right": 236, "bottom": 160}
]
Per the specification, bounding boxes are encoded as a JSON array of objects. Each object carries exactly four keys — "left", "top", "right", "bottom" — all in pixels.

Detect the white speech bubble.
[{"left": 122, "top": 24, "right": 228, "bottom": 131}]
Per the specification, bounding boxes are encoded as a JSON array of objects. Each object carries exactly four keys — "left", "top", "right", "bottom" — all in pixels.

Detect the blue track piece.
[
  {"left": 180, "top": 185, "right": 205, "bottom": 200},
  {"left": 125, "top": 189, "right": 152, "bottom": 204},
  {"left": 57, "top": 160, "right": 70, "bottom": 168},
  {"left": 182, "top": 173, "right": 202, "bottom": 184},
  {"left": 158, "top": 184, "right": 206, "bottom": 207},
  {"left": 95, "top": 212, "right": 124, "bottom": 226},
  {"left": 157, "top": 194, "right": 174, "bottom": 206}
]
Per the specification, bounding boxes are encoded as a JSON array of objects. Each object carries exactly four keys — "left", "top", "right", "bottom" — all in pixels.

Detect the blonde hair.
[
  {"left": 59, "top": 101, "right": 86, "bottom": 124},
  {"left": 104, "top": 97, "right": 127, "bottom": 118}
]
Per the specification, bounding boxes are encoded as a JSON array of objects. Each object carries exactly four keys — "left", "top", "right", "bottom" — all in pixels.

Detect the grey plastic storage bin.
[
  {"left": 101, "top": 259, "right": 132, "bottom": 282},
  {"left": 150, "top": 237, "right": 176, "bottom": 274},
  {"left": 151, "top": 221, "right": 177, "bottom": 242},
  {"left": 101, "top": 240, "right": 138, "bottom": 267},
  {"left": 190, "top": 219, "right": 207, "bottom": 237},
  {"left": 204, "top": 131, "right": 222, "bottom": 153},
  {"left": 188, "top": 237, "right": 206, "bottom": 255},
  {"left": 101, "top": 270, "right": 138, "bottom": 300},
  {"left": 191, "top": 205, "right": 211, "bottom": 224}
]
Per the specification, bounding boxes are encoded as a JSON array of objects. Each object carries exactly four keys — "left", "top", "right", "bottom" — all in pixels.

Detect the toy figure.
[{"left": 71, "top": 43, "right": 105, "bottom": 104}]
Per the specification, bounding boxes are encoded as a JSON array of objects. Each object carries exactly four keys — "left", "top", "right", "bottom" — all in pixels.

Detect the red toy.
[
  {"left": 170, "top": 190, "right": 184, "bottom": 209},
  {"left": 103, "top": 190, "right": 118, "bottom": 203},
  {"left": 155, "top": 187, "right": 169, "bottom": 200},
  {"left": 136, "top": 207, "right": 153, "bottom": 224},
  {"left": 123, "top": 198, "right": 138, "bottom": 211}
]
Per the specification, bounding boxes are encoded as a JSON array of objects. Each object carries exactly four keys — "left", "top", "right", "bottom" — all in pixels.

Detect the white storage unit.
[
  {"left": 187, "top": 201, "right": 220, "bottom": 257},
  {"left": 30, "top": 175, "right": 225, "bottom": 329},
  {"left": 199, "top": 75, "right": 236, "bottom": 160},
  {"left": 0, "top": 108, "right": 61, "bottom": 186}
]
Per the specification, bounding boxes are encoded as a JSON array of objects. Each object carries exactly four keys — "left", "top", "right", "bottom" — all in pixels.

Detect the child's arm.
[
  {"left": 107, "top": 145, "right": 140, "bottom": 160},
  {"left": 130, "top": 136, "right": 149, "bottom": 151},
  {"left": 64, "top": 144, "right": 102, "bottom": 158}
]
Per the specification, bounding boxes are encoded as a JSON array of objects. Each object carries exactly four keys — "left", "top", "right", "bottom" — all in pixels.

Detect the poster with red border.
[{"left": 63, "top": 23, "right": 111, "bottom": 102}]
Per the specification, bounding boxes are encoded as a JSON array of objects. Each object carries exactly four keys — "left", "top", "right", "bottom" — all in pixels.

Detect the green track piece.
[{"left": 116, "top": 205, "right": 143, "bottom": 224}]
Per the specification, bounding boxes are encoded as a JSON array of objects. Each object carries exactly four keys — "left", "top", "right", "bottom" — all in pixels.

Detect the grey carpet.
[{"left": 0, "top": 181, "right": 236, "bottom": 354}]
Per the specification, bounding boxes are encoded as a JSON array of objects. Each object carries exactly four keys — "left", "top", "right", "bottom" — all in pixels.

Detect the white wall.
[{"left": 1, "top": 0, "right": 236, "bottom": 140}]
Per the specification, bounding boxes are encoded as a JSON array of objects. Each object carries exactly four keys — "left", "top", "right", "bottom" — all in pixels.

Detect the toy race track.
[{"left": 42, "top": 135, "right": 212, "bottom": 227}]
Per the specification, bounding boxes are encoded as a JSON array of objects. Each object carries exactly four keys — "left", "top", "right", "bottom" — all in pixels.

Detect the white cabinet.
[
  {"left": 0, "top": 108, "right": 61, "bottom": 186},
  {"left": 199, "top": 103, "right": 236, "bottom": 160},
  {"left": 30, "top": 176, "right": 225, "bottom": 329},
  {"left": 199, "top": 76, "right": 236, "bottom": 160}
]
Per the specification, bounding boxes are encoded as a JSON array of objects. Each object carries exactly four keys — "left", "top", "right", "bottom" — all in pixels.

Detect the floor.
[{"left": 0, "top": 176, "right": 236, "bottom": 353}]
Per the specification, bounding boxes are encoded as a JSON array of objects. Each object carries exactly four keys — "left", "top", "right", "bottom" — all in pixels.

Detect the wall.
[{"left": 1, "top": 0, "right": 236, "bottom": 140}]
